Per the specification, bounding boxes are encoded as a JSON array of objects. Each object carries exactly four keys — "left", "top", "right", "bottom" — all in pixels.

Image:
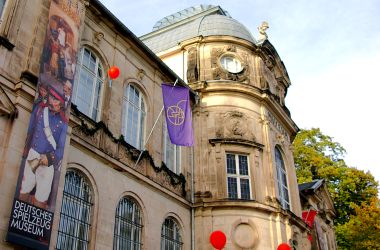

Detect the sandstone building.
[{"left": 0, "top": 0, "right": 334, "bottom": 249}]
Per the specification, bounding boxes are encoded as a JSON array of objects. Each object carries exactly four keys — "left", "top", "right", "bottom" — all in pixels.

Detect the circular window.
[{"left": 220, "top": 55, "right": 243, "bottom": 73}]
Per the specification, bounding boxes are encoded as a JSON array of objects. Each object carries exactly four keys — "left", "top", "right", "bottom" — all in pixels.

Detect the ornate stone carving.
[
  {"left": 71, "top": 109, "right": 186, "bottom": 196},
  {"left": 226, "top": 45, "right": 237, "bottom": 52},
  {"left": 136, "top": 69, "right": 145, "bottom": 81},
  {"left": 232, "top": 220, "right": 259, "bottom": 249},
  {"left": 267, "top": 112, "right": 290, "bottom": 142},
  {"left": 213, "top": 67, "right": 223, "bottom": 80},
  {"left": 211, "top": 47, "right": 224, "bottom": 68},
  {"left": 265, "top": 196, "right": 273, "bottom": 205},
  {"left": 154, "top": 171, "right": 182, "bottom": 196},
  {"left": 118, "top": 145, "right": 133, "bottom": 166},
  {"left": 258, "top": 21, "right": 269, "bottom": 41},
  {"left": 186, "top": 47, "right": 198, "bottom": 83},
  {"left": 93, "top": 31, "right": 104, "bottom": 44},
  {"left": 72, "top": 125, "right": 100, "bottom": 147},
  {"left": 101, "top": 133, "right": 118, "bottom": 158},
  {"left": 219, "top": 111, "right": 255, "bottom": 141},
  {"left": 210, "top": 46, "right": 249, "bottom": 83},
  {"left": 264, "top": 56, "right": 274, "bottom": 70},
  {"left": 290, "top": 225, "right": 301, "bottom": 249},
  {"left": 262, "top": 63, "right": 277, "bottom": 91},
  {"left": 277, "top": 134, "right": 285, "bottom": 144}
]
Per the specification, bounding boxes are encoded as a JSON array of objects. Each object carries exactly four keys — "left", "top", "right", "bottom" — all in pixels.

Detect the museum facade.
[{"left": 0, "top": 0, "right": 335, "bottom": 249}]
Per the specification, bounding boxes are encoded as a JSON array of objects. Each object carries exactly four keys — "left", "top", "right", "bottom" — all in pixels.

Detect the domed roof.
[
  {"left": 198, "top": 15, "right": 255, "bottom": 43},
  {"left": 141, "top": 5, "right": 256, "bottom": 53}
]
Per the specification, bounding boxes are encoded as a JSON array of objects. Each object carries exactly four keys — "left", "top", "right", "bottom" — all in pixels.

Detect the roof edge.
[{"left": 89, "top": 0, "right": 194, "bottom": 94}]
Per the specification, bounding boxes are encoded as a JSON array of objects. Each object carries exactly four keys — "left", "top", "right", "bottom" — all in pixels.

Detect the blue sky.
[{"left": 100, "top": 0, "right": 380, "bottom": 183}]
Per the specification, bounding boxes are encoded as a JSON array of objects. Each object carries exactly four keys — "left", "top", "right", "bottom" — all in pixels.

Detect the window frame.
[
  {"left": 72, "top": 47, "right": 104, "bottom": 121},
  {"left": 274, "top": 146, "right": 290, "bottom": 210},
  {"left": 113, "top": 196, "right": 143, "bottom": 250},
  {"left": 226, "top": 153, "right": 252, "bottom": 200},
  {"left": 160, "top": 217, "right": 183, "bottom": 250},
  {"left": 163, "top": 119, "right": 181, "bottom": 174},
  {"left": 220, "top": 55, "right": 243, "bottom": 73},
  {"left": 0, "top": 0, "right": 6, "bottom": 22},
  {"left": 56, "top": 170, "right": 93, "bottom": 250},
  {"left": 121, "top": 83, "right": 146, "bottom": 150}
]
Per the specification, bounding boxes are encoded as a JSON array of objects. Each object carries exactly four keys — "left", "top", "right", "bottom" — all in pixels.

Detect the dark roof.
[{"left": 298, "top": 179, "right": 324, "bottom": 193}]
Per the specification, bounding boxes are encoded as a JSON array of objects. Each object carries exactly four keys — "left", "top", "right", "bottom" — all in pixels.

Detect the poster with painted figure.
[{"left": 7, "top": 1, "right": 82, "bottom": 249}]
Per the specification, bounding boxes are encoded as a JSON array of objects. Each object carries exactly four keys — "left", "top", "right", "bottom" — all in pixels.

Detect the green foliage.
[
  {"left": 336, "top": 198, "right": 380, "bottom": 250},
  {"left": 293, "top": 128, "right": 346, "bottom": 183},
  {"left": 293, "top": 128, "right": 378, "bottom": 225}
]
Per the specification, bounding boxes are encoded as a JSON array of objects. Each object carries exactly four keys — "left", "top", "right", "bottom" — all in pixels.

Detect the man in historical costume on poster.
[{"left": 19, "top": 85, "right": 68, "bottom": 209}]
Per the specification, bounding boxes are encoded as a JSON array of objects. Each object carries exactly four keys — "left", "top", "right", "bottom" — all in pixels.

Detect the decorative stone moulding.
[
  {"left": 232, "top": 219, "right": 259, "bottom": 249},
  {"left": 186, "top": 47, "right": 199, "bottom": 83},
  {"left": 136, "top": 69, "right": 145, "bottom": 81},
  {"left": 210, "top": 45, "right": 250, "bottom": 82},
  {"left": 70, "top": 105, "right": 187, "bottom": 196},
  {"left": 215, "top": 111, "right": 256, "bottom": 142},
  {"left": 93, "top": 31, "right": 104, "bottom": 44}
]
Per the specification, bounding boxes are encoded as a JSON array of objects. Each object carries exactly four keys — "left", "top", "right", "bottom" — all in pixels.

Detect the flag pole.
[{"left": 134, "top": 79, "right": 179, "bottom": 167}]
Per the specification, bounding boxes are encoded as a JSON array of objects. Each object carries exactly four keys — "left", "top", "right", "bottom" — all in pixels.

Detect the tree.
[
  {"left": 336, "top": 198, "right": 380, "bottom": 250},
  {"left": 293, "top": 128, "right": 379, "bottom": 225},
  {"left": 293, "top": 128, "right": 346, "bottom": 183}
]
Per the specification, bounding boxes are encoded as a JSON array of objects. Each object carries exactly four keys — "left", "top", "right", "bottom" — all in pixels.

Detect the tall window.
[
  {"left": 113, "top": 197, "right": 143, "bottom": 250},
  {"left": 56, "top": 170, "right": 93, "bottom": 250},
  {"left": 72, "top": 47, "right": 104, "bottom": 120},
  {"left": 161, "top": 217, "right": 183, "bottom": 250},
  {"left": 122, "top": 84, "right": 146, "bottom": 149},
  {"left": 275, "top": 147, "right": 290, "bottom": 209},
  {"left": 0, "top": 0, "right": 5, "bottom": 18},
  {"left": 163, "top": 121, "right": 180, "bottom": 173},
  {"left": 226, "top": 153, "right": 251, "bottom": 199}
]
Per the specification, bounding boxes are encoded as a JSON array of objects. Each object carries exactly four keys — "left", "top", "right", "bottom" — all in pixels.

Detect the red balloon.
[
  {"left": 210, "top": 230, "right": 226, "bottom": 249},
  {"left": 108, "top": 66, "right": 120, "bottom": 79},
  {"left": 277, "top": 243, "right": 292, "bottom": 250}
]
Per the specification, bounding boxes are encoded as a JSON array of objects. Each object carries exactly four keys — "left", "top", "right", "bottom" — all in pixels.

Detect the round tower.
[{"left": 141, "top": 5, "right": 310, "bottom": 249}]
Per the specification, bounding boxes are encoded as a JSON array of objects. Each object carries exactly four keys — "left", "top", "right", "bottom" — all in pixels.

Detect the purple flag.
[{"left": 162, "top": 84, "right": 194, "bottom": 146}]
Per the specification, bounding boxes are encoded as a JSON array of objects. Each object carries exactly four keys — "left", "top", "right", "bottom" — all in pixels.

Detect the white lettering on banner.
[
  {"left": 10, "top": 200, "right": 53, "bottom": 236},
  {"left": 10, "top": 219, "right": 44, "bottom": 237}
]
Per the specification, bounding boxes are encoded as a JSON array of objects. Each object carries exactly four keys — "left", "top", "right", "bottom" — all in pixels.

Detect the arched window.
[
  {"left": 72, "top": 47, "right": 104, "bottom": 120},
  {"left": 161, "top": 217, "right": 183, "bottom": 250},
  {"left": 122, "top": 84, "right": 146, "bottom": 149},
  {"left": 275, "top": 147, "right": 290, "bottom": 209},
  {"left": 56, "top": 170, "right": 93, "bottom": 250},
  {"left": 113, "top": 197, "right": 143, "bottom": 250},
  {"left": 163, "top": 120, "right": 180, "bottom": 173}
]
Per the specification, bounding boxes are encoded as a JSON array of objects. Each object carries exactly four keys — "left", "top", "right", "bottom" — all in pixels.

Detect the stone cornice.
[
  {"left": 193, "top": 199, "right": 310, "bottom": 231},
  {"left": 0, "top": 85, "right": 17, "bottom": 119},
  {"left": 69, "top": 105, "right": 188, "bottom": 198},
  {"left": 198, "top": 80, "right": 299, "bottom": 136},
  {"left": 209, "top": 138, "right": 264, "bottom": 150}
]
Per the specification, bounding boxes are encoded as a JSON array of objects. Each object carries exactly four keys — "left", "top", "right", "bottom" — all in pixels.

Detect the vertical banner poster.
[
  {"left": 162, "top": 83, "right": 194, "bottom": 146},
  {"left": 7, "top": 1, "right": 81, "bottom": 249}
]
